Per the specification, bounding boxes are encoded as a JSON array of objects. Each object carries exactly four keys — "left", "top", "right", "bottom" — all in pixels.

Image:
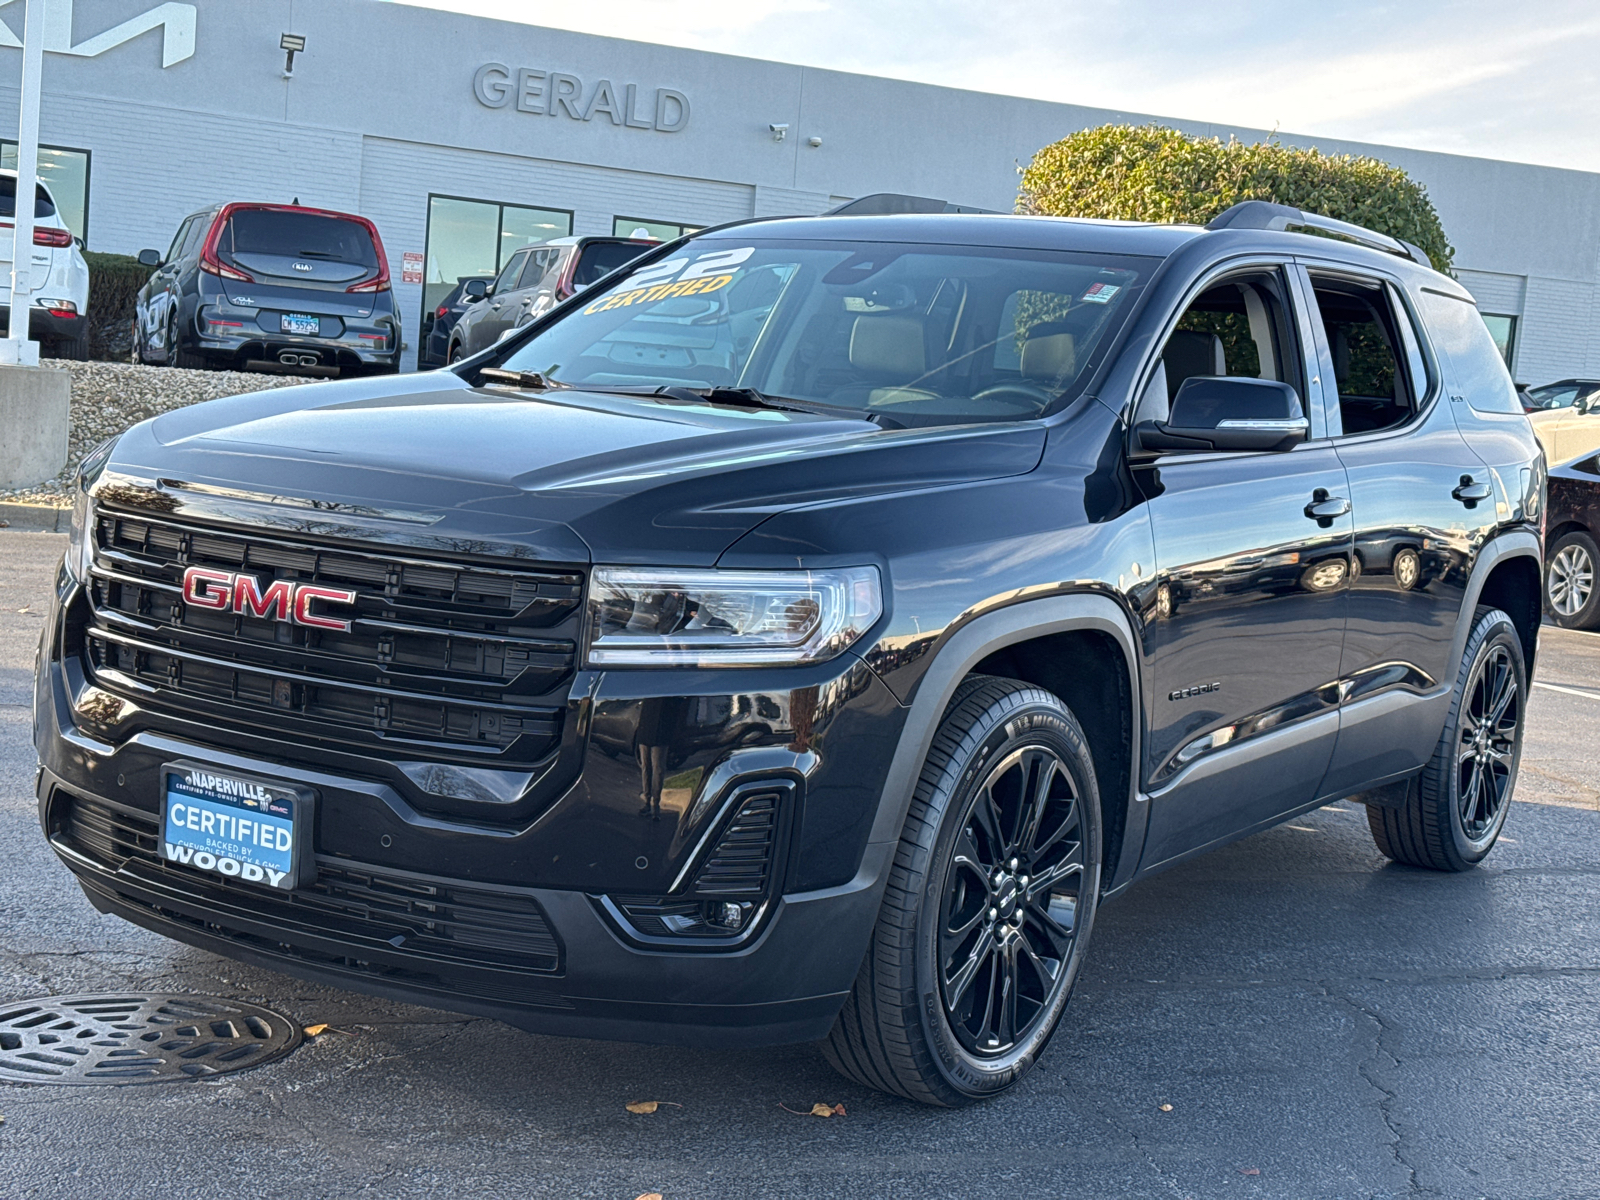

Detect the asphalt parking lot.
[{"left": 1, "top": 526, "right": 1597, "bottom": 1200}]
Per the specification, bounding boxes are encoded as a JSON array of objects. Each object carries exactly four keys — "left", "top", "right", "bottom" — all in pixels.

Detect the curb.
[{"left": 0, "top": 501, "right": 70, "bottom": 532}]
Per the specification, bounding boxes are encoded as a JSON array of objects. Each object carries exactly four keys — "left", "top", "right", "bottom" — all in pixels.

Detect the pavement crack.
[{"left": 1329, "top": 990, "right": 1429, "bottom": 1197}]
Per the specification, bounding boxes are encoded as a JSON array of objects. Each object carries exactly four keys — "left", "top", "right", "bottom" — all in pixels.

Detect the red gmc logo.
[{"left": 181, "top": 566, "right": 357, "bottom": 632}]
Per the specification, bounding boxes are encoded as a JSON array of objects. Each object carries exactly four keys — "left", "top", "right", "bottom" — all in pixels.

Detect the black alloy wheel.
[
  {"left": 824, "top": 676, "right": 1102, "bottom": 1105},
  {"left": 1456, "top": 640, "right": 1520, "bottom": 840},
  {"left": 1368, "top": 605, "right": 1525, "bottom": 870},
  {"left": 938, "top": 744, "right": 1088, "bottom": 1057}
]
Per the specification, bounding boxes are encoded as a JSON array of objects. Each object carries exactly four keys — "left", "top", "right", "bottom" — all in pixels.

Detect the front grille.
[
  {"left": 52, "top": 791, "right": 563, "bottom": 980},
  {"left": 79, "top": 506, "right": 584, "bottom": 765}
]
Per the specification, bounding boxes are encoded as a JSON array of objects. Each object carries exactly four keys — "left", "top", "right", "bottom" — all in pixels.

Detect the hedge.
[
  {"left": 1017, "top": 124, "right": 1454, "bottom": 273},
  {"left": 84, "top": 250, "right": 156, "bottom": 360}
]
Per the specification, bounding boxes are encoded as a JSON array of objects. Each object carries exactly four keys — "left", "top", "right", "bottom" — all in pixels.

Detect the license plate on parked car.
[
  {"left": 281, "top": 313, "right": 320, "bottom": 336},
  {"left": 161, "top": 762, "right": 313, "bottom": 890}
]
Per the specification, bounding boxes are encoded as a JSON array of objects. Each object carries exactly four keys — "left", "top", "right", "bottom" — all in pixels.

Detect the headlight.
[
  {"left": 587, "top": 566, "right": 883, "bottom": 667},
  {"left": 64, "top": 435, "right": 118, "bottom": 585}
]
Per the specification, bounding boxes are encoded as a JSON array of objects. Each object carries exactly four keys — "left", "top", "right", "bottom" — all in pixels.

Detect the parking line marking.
[{"left": 1534, "top": 681, "right": 1600, "bottom": 701}]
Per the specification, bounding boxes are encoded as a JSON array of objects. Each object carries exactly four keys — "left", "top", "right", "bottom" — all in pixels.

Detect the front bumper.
[{"left": 33, "top": 575, "right": 906, "bottom": 1046}]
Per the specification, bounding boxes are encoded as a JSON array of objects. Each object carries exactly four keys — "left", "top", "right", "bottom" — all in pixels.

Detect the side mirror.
[
  {"left": 1136, "top": 376, "right": 1308, "bottom": 453},
  {"left": 462, "top": 279, "right": 488, "bottom": 301},
  {"left": 137, "top": 248, "right": 162, "bottom": 267}
]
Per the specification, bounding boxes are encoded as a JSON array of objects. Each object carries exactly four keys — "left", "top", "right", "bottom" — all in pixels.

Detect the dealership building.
[{"left": 4, "top": 0, "right": 1598, "bottom": 378}]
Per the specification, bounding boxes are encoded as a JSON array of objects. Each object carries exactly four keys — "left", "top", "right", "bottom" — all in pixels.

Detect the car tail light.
[
  {"left": 347, "top": 272, "right": 391, "bottom": 294},
  {"left": 33, "top": 226, "right": 72, "bottom": 247},
  {"left": 436, "top": 303, "right": 450, "bottom": 319},
  {"left": 39, "top": 297, "right": 78, "bottom": 315}
]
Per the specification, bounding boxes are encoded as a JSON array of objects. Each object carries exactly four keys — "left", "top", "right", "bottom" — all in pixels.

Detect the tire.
[
  {"left": 1367, "top": 605, "right": 1525, "bottom": 871},
  {"left": 167, "top": 311, "right": 206, "bottom": 370},
  {"left": 1546, "top": 531, "right": 1600, "bottom": 630},
  {"left": 53, "top": 330, "right": 89, "bottom": 361},
  {"left": 447, "top": 338, "right": 463, "bottom": 365},
  {"left": 822, "top": 675, "right": 1103, "bottom": 1106}
]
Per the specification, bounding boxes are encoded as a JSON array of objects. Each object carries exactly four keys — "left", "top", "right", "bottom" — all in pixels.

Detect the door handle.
[
  {"left": 1304, "top": 489, "right": 1351, "bottom": 521},
  {"left": 1452, "top": 476, "right": 1493, "bottom": 505}
]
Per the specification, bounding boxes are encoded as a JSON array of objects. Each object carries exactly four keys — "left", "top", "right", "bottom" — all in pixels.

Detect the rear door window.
[
  {"left": 1308, "top": 275, "right": 1418, "bottom": 434},
  {"left": 1415, "top": 289, "right": 1523, "bottom": 414}
]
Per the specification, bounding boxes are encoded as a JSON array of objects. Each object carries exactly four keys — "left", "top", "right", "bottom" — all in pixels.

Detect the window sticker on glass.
[
  {"left": 1080, "top": 282, "right": 1121, "bottom": 304},
  {"left": 588, "top": 246, "right": 756, "bottom": 313}
]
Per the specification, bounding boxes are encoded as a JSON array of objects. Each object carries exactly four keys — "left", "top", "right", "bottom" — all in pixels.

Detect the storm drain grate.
[{"left": 0, "top": 993, "right": 302, "bottom": 1085}]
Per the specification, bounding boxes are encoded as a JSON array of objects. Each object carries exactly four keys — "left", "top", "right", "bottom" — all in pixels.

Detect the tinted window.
[
  {"left": 1416, "top": 289, "right": 1522, "bottom": 414},
  {"left": 492, "top": 249, "right": 526, "bottom": 294},
  {"left": 1310, "top": 277, "right": 1414, "bottom": 434},
  {"left": 502, "top": 239, "right": 1153, "bottom": 423},
  {"left": 0, "top": 176, "right": 55, "bottom": 219},
  {"left": 179, "top": 214, "right": 210, "bottom": 259},
  {"left": 573, "top": 241, "right": 653, "bottom": 287},
  {"left": 220, "top": 209, "right": 378, "bottom": 267},
  {"left": 165, "top": 217, "right": 194, "bottom": 263},
  {"left": 517, "top": 249, "right": 551, "bottom": 290}
]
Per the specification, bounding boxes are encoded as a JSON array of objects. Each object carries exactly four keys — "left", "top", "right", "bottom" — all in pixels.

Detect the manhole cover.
[{"left": 0, "top": 993, "right": 302, "bottom": 1085}]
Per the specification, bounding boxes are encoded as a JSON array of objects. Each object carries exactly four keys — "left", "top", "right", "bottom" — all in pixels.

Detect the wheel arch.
[
  {"left": 1457, "top": 530, "right": 1541, "bottom": 677},
  {"left": 864, "top": 593, "right": 1145, "bottom": 897}
]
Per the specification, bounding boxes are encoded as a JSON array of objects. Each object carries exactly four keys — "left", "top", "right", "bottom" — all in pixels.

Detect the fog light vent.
[{"left": 692, "top": 791, "right": 779, "bottom": 897}]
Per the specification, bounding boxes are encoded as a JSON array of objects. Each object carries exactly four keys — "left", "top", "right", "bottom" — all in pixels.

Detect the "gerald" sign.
[{"left": 472, "top": 62, "right": 690, "bottom": 133}]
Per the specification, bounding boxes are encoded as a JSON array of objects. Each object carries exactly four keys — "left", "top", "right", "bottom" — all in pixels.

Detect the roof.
[{"left": 698, "top": 212, "right": 1204, "bottom": 257}]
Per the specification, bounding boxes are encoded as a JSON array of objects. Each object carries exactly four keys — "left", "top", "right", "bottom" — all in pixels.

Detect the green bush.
[
  {"left": 84, "top": 250, "right": 156, "bottom": 360},
  {"left": 1017, "top": 124, "right": 1454, "bottom": 273}
]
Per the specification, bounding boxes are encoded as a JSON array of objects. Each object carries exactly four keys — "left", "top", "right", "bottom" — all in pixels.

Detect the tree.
[{"left": 1017, "top": 124, "right": 1454, "bottom": 273}]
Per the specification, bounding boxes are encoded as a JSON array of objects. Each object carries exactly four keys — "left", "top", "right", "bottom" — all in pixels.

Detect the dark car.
[
  {"left": 418, "top": 275, "right": 491, "bottom": 370},
  {"left": 1545, "top": 450, "right": 1600, "bottom": 628},
  {"left": 133, "top": 202, "right": 400, "bottom": 377},
  {"left": 448, "top": 235, "right": 654, "bottom": 361},
  {"left": 38, "top": 202, "right": 1544, "bottom": 1107}
]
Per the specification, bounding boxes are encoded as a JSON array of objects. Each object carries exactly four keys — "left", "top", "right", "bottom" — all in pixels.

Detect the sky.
[{"left": 391, "top": 0, "right": 1600, "bottom": 173}]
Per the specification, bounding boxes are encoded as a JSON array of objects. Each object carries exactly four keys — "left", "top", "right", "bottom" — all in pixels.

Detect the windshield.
[{"left": 499, "top": 238, "right": 1154, "bottom": 422}]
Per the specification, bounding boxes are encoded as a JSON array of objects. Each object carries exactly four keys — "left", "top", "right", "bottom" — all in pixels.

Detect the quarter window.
[
  {"left": 1480, "top": 313, "right": 1517, "bottom": 371},
  {"left": 1415, "top": 289, "right": 1523, "bottom": 415}
]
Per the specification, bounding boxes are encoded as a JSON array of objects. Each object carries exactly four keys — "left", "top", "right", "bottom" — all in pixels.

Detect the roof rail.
[
  {"left": 826, "top": 192, "right": 1000, "bottom": 216},
  {"left": 1206, "top": 200, "right": 1432, "bottom": 268}
]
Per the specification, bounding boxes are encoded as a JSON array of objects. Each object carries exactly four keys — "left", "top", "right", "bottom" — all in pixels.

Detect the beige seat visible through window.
[{"left": 842, "top": 314, "right": 938, "bottom": 406}]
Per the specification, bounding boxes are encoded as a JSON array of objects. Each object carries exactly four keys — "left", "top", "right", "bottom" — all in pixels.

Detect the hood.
[{"left": 105, "top": 371, "right": 1047, "bottom": 564}]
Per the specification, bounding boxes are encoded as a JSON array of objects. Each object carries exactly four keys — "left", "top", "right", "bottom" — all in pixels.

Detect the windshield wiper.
[
  {"left": 477, "top": 367, "right": 567, "bottom": 391},
  {"left": 654, "top": 386, "right": 903, "bottom": 427}
]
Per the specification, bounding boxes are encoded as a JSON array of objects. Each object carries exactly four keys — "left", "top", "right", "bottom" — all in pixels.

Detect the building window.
[
  {"left": 421, "top": 195, "right": 571, "bottom": 334},
  {"left": 1481, "top": 313, "right": 1517, "bottom": 372},
  {"left": 1, "top": 142, "right": 89, "bottom": 242},
  {"left": 612, "top": 216, "right": 699, "bottom": 242}
]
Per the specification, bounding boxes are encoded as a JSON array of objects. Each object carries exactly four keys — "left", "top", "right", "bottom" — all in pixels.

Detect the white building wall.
[{"left": 2, "top": 0, "right": 1598, "bottom": 380}]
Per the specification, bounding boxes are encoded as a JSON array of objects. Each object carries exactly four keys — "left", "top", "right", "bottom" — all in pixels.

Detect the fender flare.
[
  {"left": 863, "top": 593, "right": 1145, "bottom": 890},
  {"left": 1448, "top": 528, "right": 1541, "bottom": 673}
]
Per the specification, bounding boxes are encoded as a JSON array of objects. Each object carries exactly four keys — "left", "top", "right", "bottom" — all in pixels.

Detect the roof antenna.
[{"left": 292, "top": 196, "right": 299, "bottom": 205}]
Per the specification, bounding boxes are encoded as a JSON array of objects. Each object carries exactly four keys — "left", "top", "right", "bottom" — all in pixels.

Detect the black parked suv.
[
  {"left": 134, "top": 202, "right": 401, "bottom": 377},
  {"left": 418, "top": 275, "right": 491, "bottom": 369},
  {"left": 448, "top": 235, "right": 655, "bottom": 361},
  {"left": 36, "top": 204, "right": 1543, "bottom": 1106}
]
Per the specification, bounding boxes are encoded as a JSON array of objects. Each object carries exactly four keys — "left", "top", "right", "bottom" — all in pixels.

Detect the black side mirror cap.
[
  {"left": 462, "top": 279, "right": 488, "bottom": 300},
  {"left": 136, "top": 248, "right": 162, "bottom": 267},
  {"left": 1137, "top": 376, "right": 1309, "bottom": 453}
]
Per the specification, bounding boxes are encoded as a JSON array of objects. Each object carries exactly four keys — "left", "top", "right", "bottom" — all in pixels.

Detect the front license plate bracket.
[{"left": 160, "top": 760, "right": 316, "bottom": 891}]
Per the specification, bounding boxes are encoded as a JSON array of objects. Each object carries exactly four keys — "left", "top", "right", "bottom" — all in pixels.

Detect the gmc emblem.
[{"left": 181, "top": 566, "right": 357, "bottom": 632}]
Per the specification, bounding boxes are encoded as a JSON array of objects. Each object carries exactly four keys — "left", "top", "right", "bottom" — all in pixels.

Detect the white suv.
[{"left": 0, "top": 168, "right": 89, "bottom": 358}]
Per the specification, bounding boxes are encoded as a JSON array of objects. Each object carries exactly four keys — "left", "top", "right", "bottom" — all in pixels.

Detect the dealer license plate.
[
  {"left": 161, "top": 762, "right": 312, "bottom": 890},
  {"left": 280, "top": 313, "right": 320, "bottom": 336}
]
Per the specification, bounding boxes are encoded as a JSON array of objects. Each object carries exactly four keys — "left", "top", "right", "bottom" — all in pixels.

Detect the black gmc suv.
[{"left": 34, "top": 204, "right": 1544, "bottom": 1106}]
